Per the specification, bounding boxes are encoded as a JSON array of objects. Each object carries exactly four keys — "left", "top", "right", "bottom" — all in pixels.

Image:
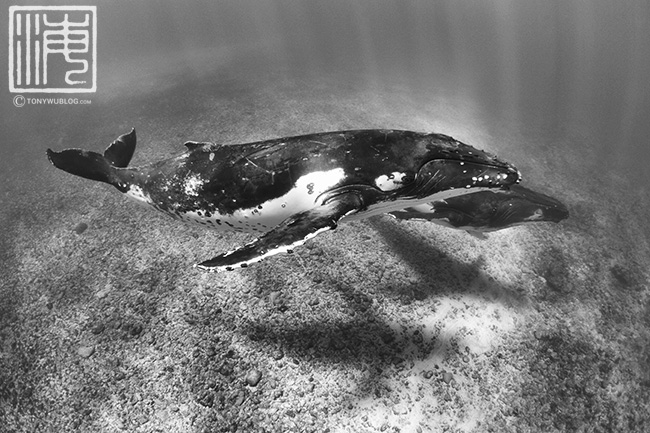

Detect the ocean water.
[{"left": 1, "top": 1, "right": 649, "bottom": 432}]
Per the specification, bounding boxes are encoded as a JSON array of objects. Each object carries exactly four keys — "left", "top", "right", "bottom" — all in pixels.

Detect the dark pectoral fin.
[{"left": 195, "top": 193, "right": 363, "bottom": 272}]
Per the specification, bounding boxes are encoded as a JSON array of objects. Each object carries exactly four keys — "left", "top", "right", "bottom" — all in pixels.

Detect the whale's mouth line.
[
  {"left": 429, "top": 158, "right": 521, "bottom": 175},
  {"left": 450, "top": 161, "right": 521, "bottom": 179}
]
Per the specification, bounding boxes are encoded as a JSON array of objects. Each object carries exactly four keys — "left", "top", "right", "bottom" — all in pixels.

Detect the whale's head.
[{"left": 406, "top": 134, "right": 522, "bottom": 199}]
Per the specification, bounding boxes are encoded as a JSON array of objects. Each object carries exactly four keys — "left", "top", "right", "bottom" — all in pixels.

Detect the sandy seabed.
[{"left": 1, "top": 57, "right": 649, "bottom": 433}]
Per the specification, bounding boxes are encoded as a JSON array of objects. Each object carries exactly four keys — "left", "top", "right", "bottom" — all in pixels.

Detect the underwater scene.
[{"left": 1, "top": 0, "right": 649, "bottom": 432}]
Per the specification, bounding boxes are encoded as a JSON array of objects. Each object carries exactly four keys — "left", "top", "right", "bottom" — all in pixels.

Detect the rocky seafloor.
[{"left": 1, "top": 63, "right": 649, "bottom": 432}]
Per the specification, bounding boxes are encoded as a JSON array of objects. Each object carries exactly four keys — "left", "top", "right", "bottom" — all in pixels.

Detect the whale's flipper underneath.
[
  {"left": 195, "top": 192, "right": 364, "bottom": 272},
  {"left": 46, "top": 129, "right": 136, "bottom": 192}
]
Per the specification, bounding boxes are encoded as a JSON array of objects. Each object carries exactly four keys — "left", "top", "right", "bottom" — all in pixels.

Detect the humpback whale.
[
  {"left": 45, "top": 129, "right": 564, "bottom": 272},
  {"left": 389, "top": 184, "right": 569, "bottom": 232}
]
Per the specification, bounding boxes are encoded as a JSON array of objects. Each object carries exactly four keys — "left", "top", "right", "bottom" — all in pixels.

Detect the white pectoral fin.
[
  {"left": 195, "top": 193, "right": 363, "bottom": 272},
  {"left": 388, "top": 203, "right": 438, "bottom": 221}
]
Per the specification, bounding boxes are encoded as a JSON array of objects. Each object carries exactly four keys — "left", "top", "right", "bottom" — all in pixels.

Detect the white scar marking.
[
  {"left": 524, "top": 209, "right": 544, "bottom": 221},
  {"left": 125, "top": 185, "right": 154, "bottom": 205},
  {"left": 375, "top": 171, "right": 408, "bottom": 192}
]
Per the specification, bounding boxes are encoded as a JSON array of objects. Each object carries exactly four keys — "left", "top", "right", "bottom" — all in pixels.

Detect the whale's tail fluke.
[{"left": 46, "top": 129, "right": 136, "bottom": 192}]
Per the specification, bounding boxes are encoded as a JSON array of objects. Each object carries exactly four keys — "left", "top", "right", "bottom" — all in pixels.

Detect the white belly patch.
[
  {"left": 125, "top": 185, "right": 154, "bottom": 205},
  {"left": 173, "top": 168, "right": 347, "bottom": 233}
]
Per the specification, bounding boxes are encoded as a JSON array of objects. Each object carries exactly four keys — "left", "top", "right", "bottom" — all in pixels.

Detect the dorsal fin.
[
  {"left": 184, "top": 141, "right": 205, "bottom": 150},
  {"left": 103, "top": 128, "right": 136, "bottom": 168},
  {"left": 184, "top": 141, "right": 221, "bottom": 152}
]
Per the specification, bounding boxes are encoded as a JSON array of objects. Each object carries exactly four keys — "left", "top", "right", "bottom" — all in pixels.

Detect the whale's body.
[
  {"left": 390, "top": 184, "right": 569, "bottom": 232},
  {"left": 47, "top": 129, "right": 565, "bottom": 271}
]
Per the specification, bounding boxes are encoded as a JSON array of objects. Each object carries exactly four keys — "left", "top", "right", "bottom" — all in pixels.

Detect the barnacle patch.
[{"left": 183, "top": 174, "right": 204, "bottom": 197}]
